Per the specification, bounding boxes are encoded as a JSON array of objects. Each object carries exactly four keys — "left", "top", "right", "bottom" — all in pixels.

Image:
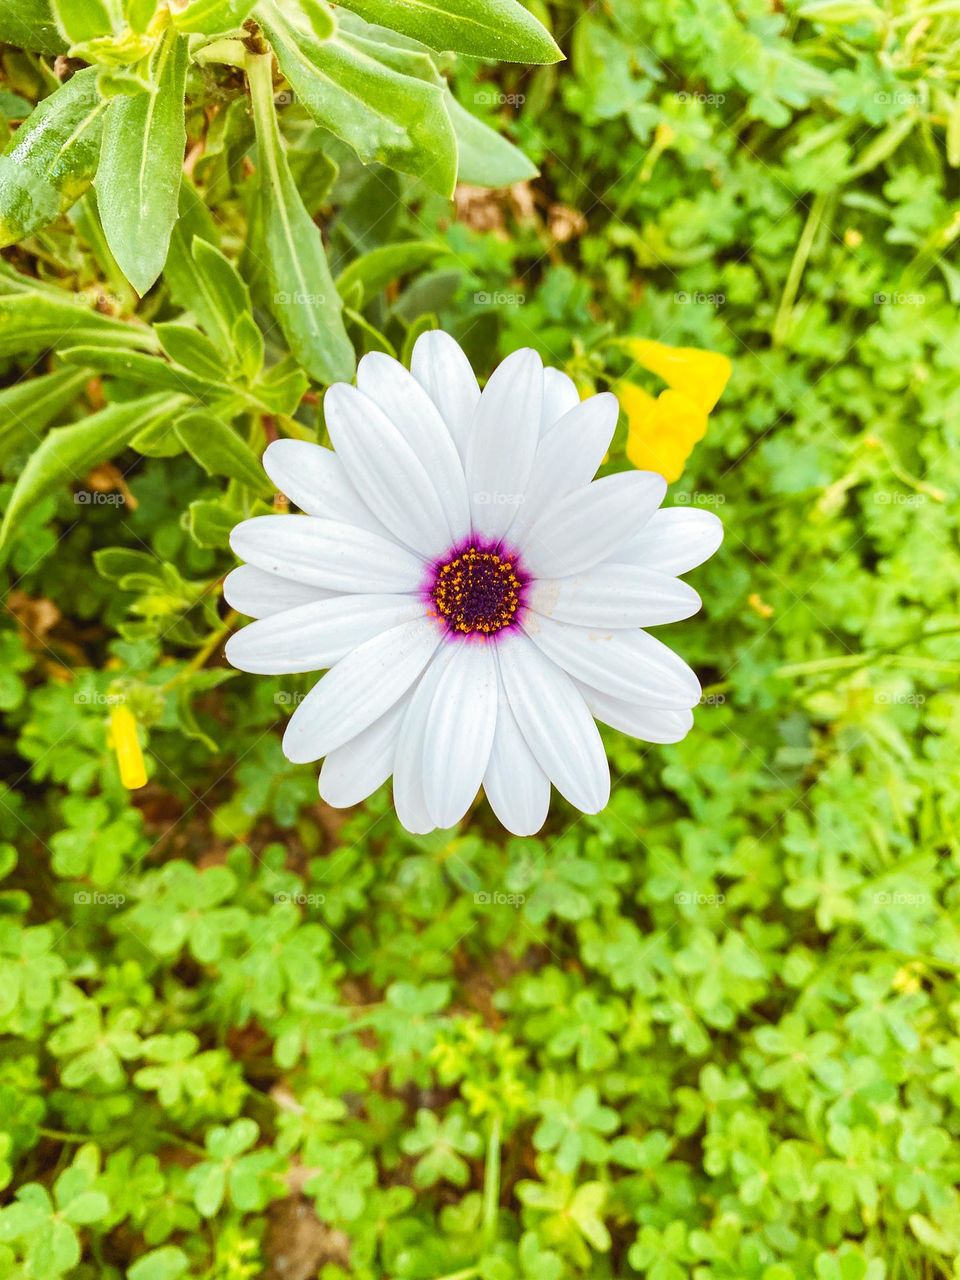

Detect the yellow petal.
[
  {"left": 620, "top": 383, "right": 707, "bottom": 483},
  {"left": 108, "top": 703, "right": 147, "bottom": 790},
  {"left": 625, "top": 338, "right": 732, "bottom": 413}
]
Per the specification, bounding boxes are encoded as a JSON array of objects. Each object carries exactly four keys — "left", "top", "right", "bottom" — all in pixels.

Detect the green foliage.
[{"left": 2, "top": 0, "right": 960, "bottom": 1276}]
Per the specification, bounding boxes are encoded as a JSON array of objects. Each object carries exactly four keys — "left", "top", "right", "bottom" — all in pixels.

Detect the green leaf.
[
  {"left": 60, "top": 1190, "right": 109, "bottom": 1225},
  {"left": 333, "top": 0, "right": 562, "bottom": 63},
  {"left": 0, "top": 0, "right": 65, "bottom": 53},
  {"left": 155, "top": 323, "right": 227, "bottom": 380},
  {"left": 186, "top": 498, "right": 239, "bottom": 548},
  {"left": 0, "top": 69, "right": 106, "bottom": 247},
  {"left": 0, "top": 288, "right": 155, "bottom": 357},
  {"left": 174, "top": 411, "right": 268, "bottom": 489},
  {"left": 51, "top": 0, "right": 113, "bottom": 44},
  {"left": 257, "top": 1, "right": 458, "bottom": 197},
  {"left": 171, "top": 0, "right": 258, "bottom": 33},
  {"left": 0, "top": 392, "right": 186, "bottom": 554},
  {"left": 0, "top": 367, "right": 91, "bottom": 464},
  {"left": 249, "top": 356, "right": 309, "bottom": 415},
  {"left": 190, "top": 238, "right": 254, "bottom": 362},
  {"left": 164, "top": 178, "right": 220, "bottom": 322},
  {"left": 59, "top": 346, "right": 222, "bottom": 399},
  {"left": 96, "top": 30, "right": 188, "bottom": 296},
  {"left": 335, "top": 240, "right": 447, "bottom": 307},
  {"left": 247, "top": 50, "right": 354, "bottom": 384},
  {"left": 446, "top": 91, "right": 538, "bottom": 186},
  {"left": 126, "top": 1245, "right": 190, "bottom": 1280}
]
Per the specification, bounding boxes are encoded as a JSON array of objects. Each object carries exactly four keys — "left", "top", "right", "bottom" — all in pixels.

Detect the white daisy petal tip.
[{"left": 225, "top": 335, "right": 722, "bottom": 834}]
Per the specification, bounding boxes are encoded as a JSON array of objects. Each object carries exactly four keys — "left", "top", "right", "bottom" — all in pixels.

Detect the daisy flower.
[{"left": 224, "top": 335, "right": 722, "bottom": 836}]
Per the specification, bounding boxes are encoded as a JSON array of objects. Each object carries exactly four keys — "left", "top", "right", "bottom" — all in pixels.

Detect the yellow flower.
[
  {"left": 625, "top": 339, "right": 731, "bottom": 413},
  {"left": 619, "top": 339, "right": 731, "bottom": 482},
  {"left": 108, "top": 702, "right": 147, "bottom": 790},
  {"left": 620, "top": 385, "right": 707, "bottom": 483}
]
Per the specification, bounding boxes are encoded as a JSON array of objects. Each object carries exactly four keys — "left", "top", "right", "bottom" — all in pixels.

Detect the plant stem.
[
  {"left": 481, "top": 1113, "right": 502, "bottom": 1250},
  {"left": 772, "top": 191, "right": 827, "bottom": 346}
]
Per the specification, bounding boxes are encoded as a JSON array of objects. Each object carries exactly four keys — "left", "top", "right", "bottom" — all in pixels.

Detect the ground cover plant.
[{"left": 1, "top": 0, "right": 960, "bottom": 1276}]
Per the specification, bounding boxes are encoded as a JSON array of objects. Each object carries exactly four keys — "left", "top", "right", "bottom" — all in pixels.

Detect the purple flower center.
[{"left": 427, "top": 540, "right": 527, "bottom": 638}]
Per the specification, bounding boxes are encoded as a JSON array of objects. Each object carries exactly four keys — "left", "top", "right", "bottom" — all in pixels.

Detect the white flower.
[{"left": 224, "top": 335, "right": 722, "bottom": 836}]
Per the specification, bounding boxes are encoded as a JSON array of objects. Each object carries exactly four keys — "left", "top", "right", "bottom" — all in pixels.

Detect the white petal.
[
  {"left": 540, "top": 367, "right": 579, "bottom": 434},
  {"left": 393, "top": 650, "right": 457, "bottom": 835},
  {"left": 230, "top": 515, "right": 425, "bottom": 593},
  {"left": 223, "top": 564, "right": 334, "bottom": 619},
  {"left": 609, "top": 507, "right": 724, "bottom": 575},
  {"left": 318, "top": 695, "right": 409, "bottom": 807},
  {"left": 497, "top": 632, "right": 609, "bottom": 814},
  {"left": 524, "top": 613, "right": 701, "bottom": 709},
  {"left": 508, "top": 393, "right": 619, "bottom": 541},
  {"left": 528, "top": 564, "right": 701, "bottom": 628},
  {"left": 225, "top": 595, "right": 425, "bottom": 674},
  {"left": 483, "top": 672, "right": 549, "bottom": 836},
  {"left": 282, "top": 617, "right": 441, "bottom": 763},
  {"left": 422, "top": 642, "right": 498, "bottom": 828},
  {"left": 262, "top": 440, "right": 386, "bottom": 534},
  {"left": 522, "top": 471, "right": 666, "bottom": 579},
  {"left": 410, "top": 330, "right": 480, "bottom": 461},
  {"left": 576, "top": 682, "right": 694, "bottom": 743},
  {"left": 466, "top": 348, "right": 543, "bottom": 540},
  {"left": 357, "top": 352, "right": 471, "bottom": 542},
  {"left": 324, "top": 383, "right": 452, "bottom": 557}
]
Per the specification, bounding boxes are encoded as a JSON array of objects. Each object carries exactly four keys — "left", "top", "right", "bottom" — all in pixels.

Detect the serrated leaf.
[
  {"left": 446, "top": 91, "right": 538, "bottom": 186},
  {"left": 96, "top": 31, "right": 188, "bottom": 295},
  {"left": 257, "top": 1, "right": 457, "bottom": 197},
  {"left": 0, "top": 68, "right": 106, "bottom": 247},
  {"left": 0, "top": 392, "right": 186, "bottom": 553},
  {"left": 333, "top": 0, "right": 562, "bottom": 63},
  {"left": 247, "top": 50, "right": 354, "bottom": 384}
]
